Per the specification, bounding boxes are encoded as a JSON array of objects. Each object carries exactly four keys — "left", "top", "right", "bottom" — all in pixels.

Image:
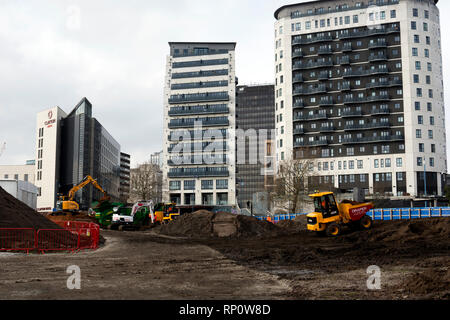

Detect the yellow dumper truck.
[{"left": 306, "top": 192, "right": 374, "bottom": 237}]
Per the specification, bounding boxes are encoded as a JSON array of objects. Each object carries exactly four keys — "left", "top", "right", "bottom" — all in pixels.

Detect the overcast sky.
[{"left": 0, "top": 0, "right": 449, "bottom": 169}]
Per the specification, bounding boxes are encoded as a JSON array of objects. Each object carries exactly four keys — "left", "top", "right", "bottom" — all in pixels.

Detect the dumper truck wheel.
[
  {"left": 326, "top": 223, "right": 341, "bottom": 237},
  {"left": 360, "top": 215, "right": 373, "bottom": 230}
]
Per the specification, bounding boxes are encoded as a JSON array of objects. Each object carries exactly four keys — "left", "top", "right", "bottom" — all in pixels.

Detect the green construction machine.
[{"left": 89, "top": 200, "right": 124, "bottom": 228}]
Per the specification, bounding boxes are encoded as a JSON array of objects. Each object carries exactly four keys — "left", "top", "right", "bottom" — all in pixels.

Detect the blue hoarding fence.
[{"left": 255, "top": 207, "right": 450, "bottom": 223}]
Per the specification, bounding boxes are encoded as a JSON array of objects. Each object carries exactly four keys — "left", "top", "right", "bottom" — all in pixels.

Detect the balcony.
[
  {"left": 370, "top": 108, "right": 390, "bottom": 115},
  {"left": 293, "top": 60, "right": 333, "bottom": 70},
  {"left": 292, "top": 50, "right": 303, "bottom": 58},
  {"left": 294, "top": 139, "right": 329, "bottom": 147},
  {"left": 368, "top": 40, "right": 387, "bottom": 49},
  {"left": 168, "top": 104, "right": 229, "bottom": 116},
  {"left": 344, "top": 122, "right": 391, "bottom": 131},
  {"left": 368, "top": 53, "right": 388, "bottom": 62},
  {"left": 341, "top": 83, "right": 352, "bottom": 91},
  {"left": 168, "top": 142, "right": 228, "bottom": 153},
  {"left": 173, "top": 49, "right": 229, "bottom": 58},
  {"left": 294, "top": 113, "right": 327, "bottom": 121},
  {"left": 293, "top": 128, "right": 305, "bottom": 134},
  {"left": 168, "top": 117, "right": 229, "bottom": 129},
  {"left": 172, "top": 69, "right": 228, "bottom": 79},
  {"left": 343, "top": 67, "right": 389, "bottom": 78},
  {"left": 168, "top": 168, "right": 229, "bottom": 178},
  {"left": 340, "top": 56, "right": 351, "bottom": 65},
  {"left": 337, "top": 26, "right": 400, "bottom": 40},
  {"left": 172, "top": 58, "right": 228, "bottom": 69},
  {"left": 318, "top": 98, "right": 334, "bottom": 106},
  {"left": 342, "top": 44, "right": 353, "bottom": 52},
  {"left": 341, "top": 134, "right": 404, "bottom": 145},
  {"left": 318, "top": 126, "right": 335, "bottom": 132},
  {"left": 318, "top": 72, "right": 329, "bottom": 80},
  {"left": 293, "top": 100, "right": 305, "bottom": 108},
  {"left": 367, "top": 94, "right": 390, "bottom": 102},
  {"left": 169, "top": 92, "right": 229, "bottom": 104},
  {"left": 344, "top": 94, "right": 389, "bottom": 104},
  {"left": 366, "top": 79, "right": 402, "bottom": 89},
  {"left": 293, "top": 74, "right": 304, "bottom": 83},
  {"left": 168, "top": 129, "right": 228, "bottom": 141},
  {"left": 293, "top": 85, "right": 327, "bottom": 96},
  {"left": 344, "top": 96, "right": 365, "bottom": 104},
  {"left": 341, "top": 110, "right": 362, "bottom": 117},
  {"left": 171, "top": 80, "right": 228, "bottom": 90},
  {"left": 168, "top": 156, "right": 228, "bottom": 166},
  {"left": 318, "top": 47, "right": 333, "bottom": 55},
  {"left": 292, "top": 35, "right": 333, "bottom": 45}
]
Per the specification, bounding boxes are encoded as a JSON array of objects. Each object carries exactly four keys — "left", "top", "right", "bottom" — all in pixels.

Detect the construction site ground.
[{"left": 1, "top": 217, "right": 449, "bottom": 300}]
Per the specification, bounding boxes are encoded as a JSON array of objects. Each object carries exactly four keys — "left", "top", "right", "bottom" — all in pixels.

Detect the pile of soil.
[
  {"left": 340, "top": 217, "right": 450, "bottom": 244},
  {"left": 0, "top": 187, "right": 61, "bottom": 229},
  {"left": 154, "top": 210, "right": 280, "bottom": 239},
  {"left": 398, "top": 268, "right": 450, "bottom": 298}
]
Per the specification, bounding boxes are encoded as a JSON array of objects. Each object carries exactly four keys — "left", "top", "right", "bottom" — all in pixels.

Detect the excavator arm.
[{"left": 67, "top": 176, "right": 108, "bottom": 201}]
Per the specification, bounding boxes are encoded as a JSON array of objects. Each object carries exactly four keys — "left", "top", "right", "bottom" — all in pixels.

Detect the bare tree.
[
  {"left": 271, "top": 157, "right": 316, "bottom": 213},
  {"left": 129, "top": 160, "right": 162, "bottom": 203}
]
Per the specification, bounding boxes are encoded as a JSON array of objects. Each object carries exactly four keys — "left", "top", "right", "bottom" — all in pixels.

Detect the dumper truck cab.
[{"left": 307, "top": 192, "right": 374, "bottom": 236}]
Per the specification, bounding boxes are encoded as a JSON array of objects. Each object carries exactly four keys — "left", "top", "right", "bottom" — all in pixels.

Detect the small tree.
[
  {"left": 272, "top": 157, "right": 315, "bottom": 213},
  {"left": 129, "top": 160, "right": 162, "bottom": 203}
]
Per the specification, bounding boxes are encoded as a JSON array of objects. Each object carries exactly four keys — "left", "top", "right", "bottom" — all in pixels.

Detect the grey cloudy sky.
[{"left": 0, "top": 0, "right": 449, "bottom": 168}]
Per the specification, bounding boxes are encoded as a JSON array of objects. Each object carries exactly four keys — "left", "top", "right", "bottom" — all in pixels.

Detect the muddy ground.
[{"left": 0, "top": 218, "right": 449, "bottom": 300}]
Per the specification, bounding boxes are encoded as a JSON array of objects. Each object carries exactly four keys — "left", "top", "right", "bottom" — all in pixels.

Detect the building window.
[
  {"left": 416, "top": 129, "right": 422, "bottom": 138},
  {"left": 427, "top": 62, "right": 432, "bottom": 71},
  {"left": 413, "top": 8, "right": 418, "bottom": 17},
  {"left": 427, "top": 103, "right": 432, "bottom": 111},
  {"left": 431, "top": 144, "right": 436, "bottom": 153},
  {"left": 416, "top": 88, "right": 422, "bottom": 97},
  {"left": 428, "top": 130, "right": 433, "bottom": 139},
  {"left": 417, "top": 157, "right": 423, "bottom": 166},
  {"left": 357, "top": 160, "right": 363, "bottom": 169},
  {"left": 374, "top": 159, "right": 379, "bottom": 169},
  {"left": 169, "top": 181, "right": 181, "bottom": 191},
  {"left": 423, "top": 22, "right": 428, "bottom": 32},
  {"left": 419, "top": 143, "right": 425, "bottom": 153},
  {"left": 426, "top": 75, "right": 431, "bottom": 84},
  {"left": 414, "top": 35, "right": 420, "bottom": 43},
  {"left": 390, "top": 10, "right": 396, "bottom": 18},
  {"left": 418, "top": 115, "right": 423, "bottom": 125},
  {"left": 396, "top": 158, "right": 403, "bottom": 168},
  {"left": 411, "top": 21, "right": 417, "bottom": 30},
  {"left": 415, "top": 102, "right": 420, "bottom": 110},
  {"left": 426, "top": 36, "right": 431, "bottom": 45},
  {"left": 353, "top": 15, "right": 358, "bottom": 23},
  {"left": 201, "top": 180, "right": 213, "bottom": 190},
  {"left": 430, "top": 158, "right": 435, "bottom": 167},
  {"left": 216, "top": 179, "right": 228, "bottom": 190},
  {"left": 413, "top": 74, "right": 419, "bottom": 83},
  {"left": 184, "top": 180, "right": 195, "bottom": 190},
  {"left": 412, "top": 48, "right": 418, "bottom": 56},
  {"left": 415, "top": 61, "right": 421, "bottom": 70}
]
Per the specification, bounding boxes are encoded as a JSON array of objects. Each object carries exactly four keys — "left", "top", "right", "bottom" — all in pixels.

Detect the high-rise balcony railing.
[
  {"left": 318, "top": 97, "right": 334, "bottom": 106},
  {"left": 168, "top": 104, "right": 229, "bottom": 116},
  {"left": 344, "top": 122, "right": 391, "bottom": 131},
  {"left": 293, "top": 85, "right": 327, "bottom": 96},
  {"left": 337, "top": 26, "right": 400, "bottom": 40},
  {"left": 169, "top": 92, "right": 229, "bottom": 104},
  {"left": 340, "top": 56, "right": 351, "bottom": 65},
  {"left": 368, "top": 53, "right": 388, "bottom": 62},
  {"left": 341, "top": 134, "right": 404, "bottom": 145},
  {"left": 168, "top": 117, "right": 229, "bottom": 129},
  {"left": 341, "top": 110, "right": 363, "bottom": 117},
  {"left": 294, "top": 139, "right": 330, "bottom": 147},
  {"left": 366, "top": 79, "right": 402, "bottom": 89},
  {"left": 292, "top": 35, "right": 333, "bottom": 45},
  {"left": 318, "top": 47, "right": 333, "bottom": 55},
  {"left": 343, "top": 67, "right": 389, "bottom": 78},
  {"left": 344, "top": 94, "right": 389, "bottom": 104},
  {"left": 168, "top": 167, "right": 229, "bottom": 178},
  {"left": 168, "top": 129, "right": 228, "bottom": 141},
  {"left": 292, "top": 50, "right": 303, "bottom": 58},
  {"left": 168, "top": 156, "right": 228, "bottom": 166},
  {"left": 173, "top": 49, "right": 229, "bottom": 58},
  {"left": 318, "top": 71, "right": 329, "bottom": 80},
  {"left": 168, "top": 142, "right": 228, "bottom": 153},
  {"left": 172, "top": 69, "right": 228, "bottom": 79},
  {"left": 293, "top": 60, "right": 333, "bottom": 70},
  {"left": 370, "top": 107, "right": 390, "bottom": 115},
  {"left": 293, "top": 100, "right": 305, "bottom": 108},
  {"left": 172, "top": 58, "right": 228, "bottom": 69},
  {"left": 342, "top": 43, "right": 353, "bottom": 52},
  {"left": 171, "top": 80, "right": 228, "bottom": 90},
  {"left": 368, "top": 40, "right": 387, "bottom": 49},
  {"left": 366, "top": 94, "right": 390, "bottom": 102},
  {"left": 318, "top": 126, "right": 335, "bottom": 132},
  {"left": 293, "top": 128, "right": 305, "bottom": 134},
  {"left": 293, "top": 74, "right": 304, "bottom": 83},
  {"left": 294, "top": 113, "right": 328, "bottom": 121}
]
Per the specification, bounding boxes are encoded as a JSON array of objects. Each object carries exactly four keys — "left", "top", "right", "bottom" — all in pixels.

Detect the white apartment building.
[
  {"left": 0, "top": 162, "right": 36, "bottom": 184},
  {"left": 162, "top": 42, "right": 237, "bottom": 206},
  {"left": 274, "top": 0, "right": 446, "bottom": 198}
]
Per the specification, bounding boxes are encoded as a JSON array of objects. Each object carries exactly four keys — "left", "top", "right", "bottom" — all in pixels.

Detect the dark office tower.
[
  {"left": 274, "top": 0, "right": 445, "bottom": 198},
  {"left": 236, "top": 84, "right": 275, "bottom": 208},
  {"left": 35, "top": 97, "right": 121, "bottom": 211},
  {"left": 119, "top": 152, "right": 131, "bottom": 202}
]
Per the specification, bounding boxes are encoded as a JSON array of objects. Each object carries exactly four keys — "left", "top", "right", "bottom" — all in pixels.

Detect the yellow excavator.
[
  {"left": 56, "top": 175, "right": 110, "bottom": 213},
  {"left": 306, "top": 192, "right": 374, "bottom": 237}
]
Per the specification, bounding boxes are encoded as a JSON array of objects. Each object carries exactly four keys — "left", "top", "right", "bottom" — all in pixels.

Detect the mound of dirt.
[
  {"left": 399, "top": 268, "right": 450, "bottom": 298},
  {"left": 340, "top": 218, "right": 450, "bottom": 244},
  {"left": 0, "top": 187, "right": 61, "bottom": 229},
  {"left": 276, "top": 219, "right": 306, "bottom": 233},
  {"left": 45, "top": 211, "right": 97, "bottom": 224},
  {"left": 154, "top": 210, "right": 280, "bottom": 239}
]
